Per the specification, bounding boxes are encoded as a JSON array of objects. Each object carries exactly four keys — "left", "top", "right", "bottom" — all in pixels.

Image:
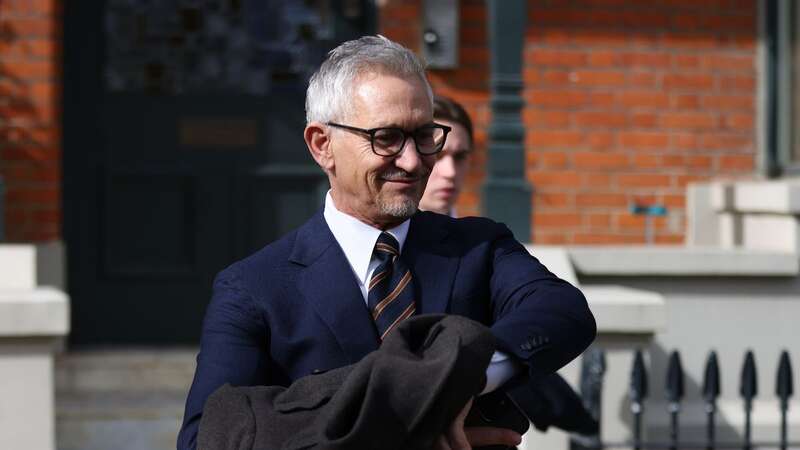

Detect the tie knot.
[{"left": 375, "top": 232, "right": 399, "bottom": 256}]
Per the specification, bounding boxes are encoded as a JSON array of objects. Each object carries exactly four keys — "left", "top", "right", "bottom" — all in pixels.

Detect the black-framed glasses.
[{"left": 327, "top": 122, "right": 451, "bottom": 156}]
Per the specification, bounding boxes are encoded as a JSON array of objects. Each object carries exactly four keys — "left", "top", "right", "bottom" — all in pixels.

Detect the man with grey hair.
[
  {"left": 178, "top": 35, "right": 595, "bottom": 450},
  {"left": 304, "top": 35, "right": 436, "bottom": 225}
]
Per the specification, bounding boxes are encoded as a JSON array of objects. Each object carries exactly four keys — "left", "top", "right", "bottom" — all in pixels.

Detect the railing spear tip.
[
  {"left": 740, "top": 350, "right": 758, "bottom": 400},
  {"left": 666, "top": 350, "right": 685, "bottom": 402},
  {"left": 776, "top": 350, "right": 793, "bottom": 400},
  {"left": 703, "top": 350, "right": 721, "bottom": 401},
  {"left": 630, "top": 349, "right": 648, "bottom": 402}
]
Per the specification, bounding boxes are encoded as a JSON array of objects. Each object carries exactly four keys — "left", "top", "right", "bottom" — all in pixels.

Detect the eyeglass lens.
[{"left": 373, "top": 127, "right": 445, "bottom": 155}]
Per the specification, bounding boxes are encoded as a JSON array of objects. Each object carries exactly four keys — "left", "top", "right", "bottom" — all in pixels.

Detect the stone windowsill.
[
  {"left": 527, "top": 246, "right": 665, "bottom": 335},
  {"left": 567, "top": 246, "right": 799, "bottom": 276},
  {"left": 580, "top": 285, "right": 665, "bottom": 334}
]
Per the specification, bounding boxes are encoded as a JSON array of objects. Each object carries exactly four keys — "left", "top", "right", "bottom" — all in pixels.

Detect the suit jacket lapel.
[
  {"left": 403, "top": 213, "right": 459, "bottom": 315},
  {"left": 290, "top": 211, "right": 380, "bottom": 363}
]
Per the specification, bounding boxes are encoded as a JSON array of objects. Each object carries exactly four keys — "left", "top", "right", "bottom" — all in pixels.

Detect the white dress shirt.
[{"left": 323, "top": 192, "right": 517, "bottom": 394}]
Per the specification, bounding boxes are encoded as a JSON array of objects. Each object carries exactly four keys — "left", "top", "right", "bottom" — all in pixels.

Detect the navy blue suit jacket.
[{"left": 178, "top": 210, "right": 596, "bottom": 450}]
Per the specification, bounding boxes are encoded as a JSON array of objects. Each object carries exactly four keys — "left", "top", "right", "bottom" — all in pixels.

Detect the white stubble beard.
[{"left": 378, "top": 197, "right": 418, "bottom": 219}]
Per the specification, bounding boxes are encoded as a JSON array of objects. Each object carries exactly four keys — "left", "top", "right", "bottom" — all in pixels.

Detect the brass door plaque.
[{"left": 179, "top": 118, "right": 258, "bottom": 148}]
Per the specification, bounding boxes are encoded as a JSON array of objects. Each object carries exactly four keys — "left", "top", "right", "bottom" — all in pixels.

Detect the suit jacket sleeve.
[
  {"left": 484, "top": 222, "right": 596, "bottom": 382},
  {"left": 177, "top": 263, "right": 270, "bottom": 450}
]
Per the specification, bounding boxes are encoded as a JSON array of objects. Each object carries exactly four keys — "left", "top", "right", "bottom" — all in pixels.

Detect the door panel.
[
  {"left": 235, "top": 172, "right": 329, "bottom": 256},
  {"left": 103, "top": 173, "right": 198, "bottom": 277},
  {"left": 64, "top": 0, "right": 375, "bottom": 344}
]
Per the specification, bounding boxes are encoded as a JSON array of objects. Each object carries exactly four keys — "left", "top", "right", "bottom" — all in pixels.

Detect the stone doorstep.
[
  {"left": 56, "top": 391, "right": 186, "bottom": 420},
  {"left": 54, "top": 350, "right": 195, "bottom": 450},
  {"left": 56, "top": 348, "right": 197, "bottom": 393},
  {"left": 56, "top": 413, "right": 182, "bottom": 450}
]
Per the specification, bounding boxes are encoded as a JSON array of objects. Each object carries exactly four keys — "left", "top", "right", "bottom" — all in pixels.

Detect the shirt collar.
[{"left": 323, "top": 191, "right": 410, "bottom": 284}]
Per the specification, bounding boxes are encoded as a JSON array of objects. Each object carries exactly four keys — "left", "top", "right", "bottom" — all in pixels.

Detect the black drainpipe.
[{"left": 482, "top": 0, "right": 532, "bottom": 241}]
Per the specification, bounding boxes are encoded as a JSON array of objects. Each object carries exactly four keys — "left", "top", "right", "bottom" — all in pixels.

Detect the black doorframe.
[{"left": 62, "top": 0, "right": 105, "bottom": 345}]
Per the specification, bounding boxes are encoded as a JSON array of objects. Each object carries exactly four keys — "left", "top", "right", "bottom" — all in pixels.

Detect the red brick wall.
[
  {"left": 0, "top": 0, "right": 757, "bottom": 244},
  {"left": 381, "top": 0, "right": 491, "bottom": 219},
  {"left": 0, "top": 0, "right": 62, "bottom": 242},
  {"left": 381, "top": 0, "right": 757, "bottom": 244}
]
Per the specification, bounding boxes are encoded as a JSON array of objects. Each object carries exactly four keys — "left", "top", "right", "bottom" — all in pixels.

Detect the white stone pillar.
[{"left": 0, "top": 245, "right": 70, "bottom": 450}]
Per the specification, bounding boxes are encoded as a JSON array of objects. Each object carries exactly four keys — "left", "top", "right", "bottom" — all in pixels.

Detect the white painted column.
[{"left": 0, "top": 245, "right": 70, "bottom": 450}]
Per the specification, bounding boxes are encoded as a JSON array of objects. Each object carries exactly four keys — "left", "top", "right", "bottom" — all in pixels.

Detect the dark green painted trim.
[{"left": 482, "top": 0, "right": 532, "bottom": 242}]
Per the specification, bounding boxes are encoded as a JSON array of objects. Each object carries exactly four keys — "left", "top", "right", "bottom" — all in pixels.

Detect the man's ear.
[{"left": 304, "top": 122, "right": 334, "bottom": 171}]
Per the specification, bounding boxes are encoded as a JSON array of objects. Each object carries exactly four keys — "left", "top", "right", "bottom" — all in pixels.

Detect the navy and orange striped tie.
[{"left": 367, "top": 232, "right": 416, "bottom": 341}]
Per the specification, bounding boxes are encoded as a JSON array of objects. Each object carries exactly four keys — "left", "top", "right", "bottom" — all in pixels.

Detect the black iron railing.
[{"left": 574, "top": 348, "right": 796, "bottom": 450}]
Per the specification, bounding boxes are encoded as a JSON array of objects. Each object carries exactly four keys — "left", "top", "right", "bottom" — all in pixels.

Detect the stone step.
[
  {"left": 55, "top": 348, "right": 198, "bottom": 450},
  {"left": 56, "top": 348, "right": 197, "bottom": 393}
]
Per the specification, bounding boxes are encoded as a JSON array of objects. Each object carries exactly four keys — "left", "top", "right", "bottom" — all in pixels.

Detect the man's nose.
[{"left": 393, "top": 138, "right": 426, "bottom": 172}]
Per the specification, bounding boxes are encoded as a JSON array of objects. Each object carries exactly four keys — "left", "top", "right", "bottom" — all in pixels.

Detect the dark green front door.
[{"left": 63, "top": 0, "right": 375, "bottom": 345}]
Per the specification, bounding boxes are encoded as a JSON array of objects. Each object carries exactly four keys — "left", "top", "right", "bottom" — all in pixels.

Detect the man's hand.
[{"left": 434, "top": 398, "right": 523, "bottom": 450}]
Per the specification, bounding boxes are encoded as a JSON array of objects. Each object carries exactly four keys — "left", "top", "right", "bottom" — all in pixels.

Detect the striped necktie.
[{"left": 367, "top": 232, "right": 416, "bottom": 341}]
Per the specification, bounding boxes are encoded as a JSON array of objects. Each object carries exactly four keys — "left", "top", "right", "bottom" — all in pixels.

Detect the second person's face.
[{"left": 419, "top": 120, "right": 471, "bottom": 215}]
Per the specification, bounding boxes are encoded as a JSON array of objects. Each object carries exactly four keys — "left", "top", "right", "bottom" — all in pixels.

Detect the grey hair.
[{"left": 305, "top": 35, "right": 433, "bottom": 124}]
